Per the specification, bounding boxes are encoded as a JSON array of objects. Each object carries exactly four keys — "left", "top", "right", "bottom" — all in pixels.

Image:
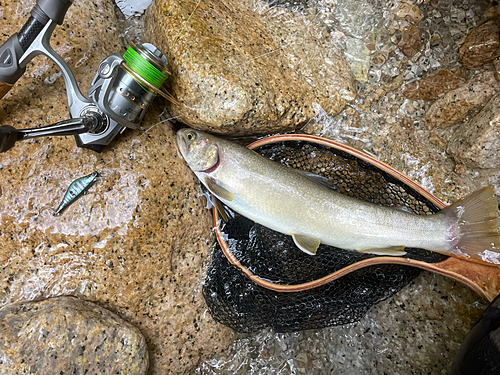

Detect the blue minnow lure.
[{"left": 54, "top": 171, "right": 99, "bottom": 215}]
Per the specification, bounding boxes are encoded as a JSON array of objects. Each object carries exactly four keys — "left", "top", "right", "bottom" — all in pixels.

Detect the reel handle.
[{"left": 0, "top": 0, "right": 72, "bottom": 98}]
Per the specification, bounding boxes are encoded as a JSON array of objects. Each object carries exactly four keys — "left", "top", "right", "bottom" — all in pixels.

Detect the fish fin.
[
  {"left": 213, "top": 196, "right": 229, "bottom": 222},
  {"left": 358, "top": 247, "right": 407, "bottom": 256},
  {"left": 296, "top": 170, "right": 335, "bottom": 190},
  {"left": 393, "top": 205, "right": 415, "bottom": 214},
  {"left": 205, "top": 177, "right": 233, "bottom": 202},
  {"left": 442, "top": 185, "right": 500, "bottom": 264},
  {"left": 292, "top": 233, "right": 321, "bottom": 255}
]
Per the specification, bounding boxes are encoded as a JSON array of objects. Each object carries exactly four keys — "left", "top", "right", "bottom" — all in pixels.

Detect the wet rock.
[
  {"left": 144, "top": 0, "right": 356, "bottom": 135},
  {"left": 447, "top": 93, "right": 500, "bottom": 169},
  {"left": 428, "top": 132, "right": 447, "bottom": 148},
  {"left": 495, "top": 57, "right": 500, "bottom": 81},
  {"left": 404, "top": 68, "right": 467, "bottom": 101},
  {"left": 399, "top": 25, "right": 428, "bottom": 59},
  {"left": 0, "top": 1, "right": 233, "bottom": 374},
  {"left": 425, "top": 71, "right": 500, "bottom": 130},
  {"left": 459, "top": 18, "right": 500, "bottom": 69},
  {"left": 393, "top": 0, "right": 424, "bottom": 25},
  {"left": 0, "top": 297, "right": 148, "bottom": 375}
]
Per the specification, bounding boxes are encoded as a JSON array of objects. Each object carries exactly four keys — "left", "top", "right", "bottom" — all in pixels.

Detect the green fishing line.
[{"left": 123, "top": 46, "right": 168, "bottom": 89}]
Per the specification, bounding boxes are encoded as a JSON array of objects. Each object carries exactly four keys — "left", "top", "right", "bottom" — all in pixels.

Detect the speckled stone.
[
  {"left": 494, "top": 57, "right": 500, "bottom": 81},
  {"left": 399, "top": 25, "right": 428, "bottom": 59},
  {"left": 447, "top": 93, "right": 500, "bottom": 169},
  {"left": 0, "top": 1, "right": 233, "bottom": 374},
  {"left": 425, "top": 71, "right": 500, "bottom": 130},
  {"left": 0, "top": 296, "right": 148, "bottom": 375},
  {"left": 459, "top": 17, "right": 500, "bottom": 69},
  {"left": 394, "top": 0, "right": 424, "bottom": 25},
  {"left": 144, "top": 0, "right": 356, "bottom": 135},
  {"left": 403, "top": 69, "right": 467, "bottom": 101}
]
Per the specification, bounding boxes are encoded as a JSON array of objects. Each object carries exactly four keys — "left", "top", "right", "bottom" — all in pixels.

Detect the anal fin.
[
  {"left": 358, "top": 247, "right": 407, "bottom": 256},
  {"left": 292, "top": 234, "right": 321, "bottom": 255}
]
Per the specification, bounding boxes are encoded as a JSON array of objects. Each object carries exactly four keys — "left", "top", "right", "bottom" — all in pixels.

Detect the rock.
[
  {"left": 0, "top": 297, "right": 148, "bottom": 375},
  {"left": 447, "top": 93, "right": 500, "bottom": 169},
  {"left": 494, "top": 57, "right": 500, "bottom": 81},
  {"left": 144, "top": 0, "right": 356, "bottom": 135},
  {"left": 393, "top": 0, "right": 424, "bottom": 25},
  {"left": 399, "top": 25, "right": 428, "bottom": 59},
  {"left": 425, "top": 71, "right": 500, "bottom": 130},
  {"left": 0, "top": 1, "right": 233, "bottom": 374},
  {"left": 459, "top": 18, "right": 500, "bottom": 69},
  {"left": 404, "top": 69, "right": 467, "bottom": 101}
]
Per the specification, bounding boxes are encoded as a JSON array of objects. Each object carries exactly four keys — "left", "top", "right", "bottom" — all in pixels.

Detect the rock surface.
[
  {"left": 459, "top": 17, "right": 500, "bottom": 69},
  {"left": 144, "top": 0, "right": 356, "bottom": 135},
  {"left": 0, "top": 297, "right": 148, "bottom": 375},
  {"left": 425, "top": 71, "right": 500, "bottom": 130},
  {"left": 404, "top": 68, "right": 467, "bottom": 101},
  {"left": 393, "top": 0, "right": 424, "bottom": 25},
  {"left": 399, "top": 25, "right": 428, "bottom": 59},
  {"left": 0, "top": 1, "right": 233, "bottom": 374},
  {"left": 447, "top": 93, "right": 500, "bottom": 169}
]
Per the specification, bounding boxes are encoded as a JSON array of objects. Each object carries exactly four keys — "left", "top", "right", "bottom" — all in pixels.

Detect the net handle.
[{"left": 213, "top": 133, "right": 500, "bottom": 302}]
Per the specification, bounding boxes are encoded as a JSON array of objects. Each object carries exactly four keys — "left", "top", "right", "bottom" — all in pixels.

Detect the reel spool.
[
  {"left": 203, "top": 134, "right": 500, "bottom": 333},
  {"left": 105, "top": 43, "right": 172, "bottom": 128}
]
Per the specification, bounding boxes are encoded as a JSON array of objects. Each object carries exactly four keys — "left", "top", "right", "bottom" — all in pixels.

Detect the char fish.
[{"left": 177, "top": 128, "right": 500, "bottom": 264}]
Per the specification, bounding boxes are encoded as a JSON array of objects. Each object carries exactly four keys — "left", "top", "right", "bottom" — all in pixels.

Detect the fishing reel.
[{"left": 0, "top": 0, "right": 172, "bottom": 153}]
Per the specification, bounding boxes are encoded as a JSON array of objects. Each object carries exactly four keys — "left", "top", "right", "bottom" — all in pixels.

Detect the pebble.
[
  {"left": 0, "top": 297, "right": 149, "bottom": 375},
  {"left": 394, "top": 0, "right": 425, "bottom": 25},
  {"left": 399, "top": 25, "right": 428, "bottom": 59},
  {"left": 459, "top": 17, "right": 500, "bottom": 69},
  {"left": 404, "top": 68, "right": 467, "bottom": 101},
  {"left": 447, "top": 93, "right": 500, "bottom": 168},
  {"left": 428, "top": 132, "right": 447, "bottom": 148},
  {"left": 494, "top": 57, "right": 500, "bottom": 81},
  {"left": 425, "top": 71, "right": 499, "bottom": 130}
]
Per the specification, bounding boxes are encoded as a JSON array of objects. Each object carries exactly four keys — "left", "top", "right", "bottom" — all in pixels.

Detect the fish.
[
  {"left": 54, "top": 172, "right": 99, "bottom": 215},
  {"left": 176, "top": 128, "right": 500, "bottom": 264}
]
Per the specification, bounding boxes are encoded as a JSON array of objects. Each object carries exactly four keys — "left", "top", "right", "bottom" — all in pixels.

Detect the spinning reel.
[{"left": 0, "top": 0, "right": 172, "bottom": 153}]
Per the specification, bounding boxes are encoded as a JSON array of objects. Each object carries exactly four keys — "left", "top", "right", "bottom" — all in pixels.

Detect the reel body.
[{"left": 0, "top": 0, "right": 171, "bottom": 153}]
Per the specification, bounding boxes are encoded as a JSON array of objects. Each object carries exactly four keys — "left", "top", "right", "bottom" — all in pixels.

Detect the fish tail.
[{"left": 442, "top": 185, "right": 500, "bottom": 264}]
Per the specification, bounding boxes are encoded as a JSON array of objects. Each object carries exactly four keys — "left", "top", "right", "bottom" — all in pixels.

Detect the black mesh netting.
[{"left": 203, "top": 140, "right": 448, "bottom": 333}]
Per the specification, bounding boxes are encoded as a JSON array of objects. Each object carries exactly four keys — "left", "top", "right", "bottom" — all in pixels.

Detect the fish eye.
[{"left": 186, "top": 131, "right": 197, "bottom": 141}]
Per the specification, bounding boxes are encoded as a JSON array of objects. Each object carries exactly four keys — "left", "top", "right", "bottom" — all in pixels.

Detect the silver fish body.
[{"left": 177, "top": 128, "right": 500, "bottom": 263}]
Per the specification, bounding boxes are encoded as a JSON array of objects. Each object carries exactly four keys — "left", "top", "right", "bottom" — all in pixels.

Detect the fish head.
[{"left": 177, "top": 128, "right": 220, "bottom": 173}]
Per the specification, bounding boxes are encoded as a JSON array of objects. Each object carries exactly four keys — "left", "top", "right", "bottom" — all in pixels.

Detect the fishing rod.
[{"left": 0, "top": 0, "right": 175, "bottom": 153}]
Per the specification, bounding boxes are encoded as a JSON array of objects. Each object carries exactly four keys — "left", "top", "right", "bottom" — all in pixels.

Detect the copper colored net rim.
[{"left": 212, "top": 133, "right": 500, "bottom": 302}]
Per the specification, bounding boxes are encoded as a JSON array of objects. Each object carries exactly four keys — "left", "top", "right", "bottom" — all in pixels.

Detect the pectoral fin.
[
  {"left": 358, "top": 246, "right": 407, "bottom": 256},
  {"left": 292, "top": 234, "right": 321, "bottom": 255},
  {"left": 205, "top": 177, "right": 233, "bottom": 202}
]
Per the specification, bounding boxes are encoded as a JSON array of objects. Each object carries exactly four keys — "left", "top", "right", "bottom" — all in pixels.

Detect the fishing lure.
[{"left": 54, "top": 171, "right": 99, "bottom": 215}]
